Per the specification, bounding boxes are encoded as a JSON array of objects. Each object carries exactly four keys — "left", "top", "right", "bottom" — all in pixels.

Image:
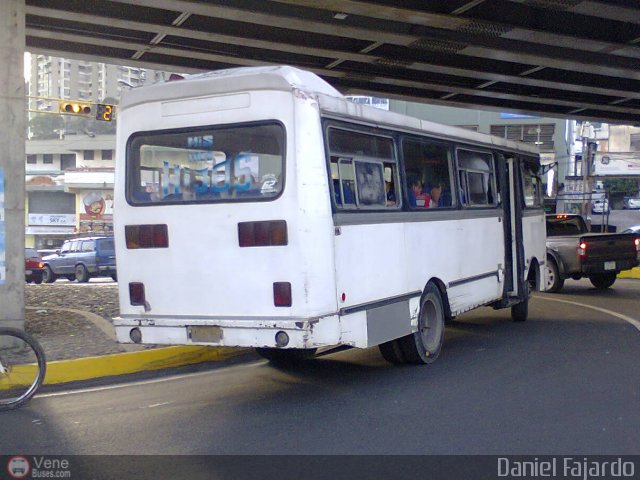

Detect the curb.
[
  {"left": 618, "top": 267, "right": 640, "bottom": 279},
  {"left": 42, "top": 346, "right": 248, "bottom": 386}
]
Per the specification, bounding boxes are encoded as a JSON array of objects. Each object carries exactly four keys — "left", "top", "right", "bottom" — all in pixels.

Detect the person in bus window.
[
  {"left": 428, "top": 183, "right": 442, "bottom": 208},
  {"left": 409, "top": 179, "right": 430, "bottom": 208}
]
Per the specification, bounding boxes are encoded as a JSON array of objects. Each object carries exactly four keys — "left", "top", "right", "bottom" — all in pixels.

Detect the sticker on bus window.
[{"left": 355, "top": 161, "right": 385, "bottom": 206}]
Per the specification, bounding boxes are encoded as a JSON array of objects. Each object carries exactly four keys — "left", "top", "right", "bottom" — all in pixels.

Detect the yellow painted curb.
[
  {"left": 43, "top": 346, "right": 247, "bottom": 385},
  {"left": 618, "top": 267, "right": 640, "bottom": 279}
]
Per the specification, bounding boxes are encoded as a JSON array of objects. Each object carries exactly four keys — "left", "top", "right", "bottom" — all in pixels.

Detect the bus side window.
[
  {"left": 331, "top": 157, "right": 357, "bottom": 208},
  {"left": 456, "top": 149, "right": 496, "bottom": 207},
  {"left": 401, "top": 136, "right": 454, "bottom": 210}
]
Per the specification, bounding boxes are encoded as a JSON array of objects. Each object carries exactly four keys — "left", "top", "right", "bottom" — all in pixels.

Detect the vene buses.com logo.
[{"left": 7, "top": 456, "right": 30, "bottom": 479}]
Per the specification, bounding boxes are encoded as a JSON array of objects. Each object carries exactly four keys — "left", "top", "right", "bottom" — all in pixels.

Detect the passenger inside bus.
[{"left": 409, "top": 179, "right": 430, "bottom": 208}]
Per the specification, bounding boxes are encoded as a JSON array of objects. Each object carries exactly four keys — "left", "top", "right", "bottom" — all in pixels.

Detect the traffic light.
[
  {"left": 59, "top": 101, "right": 92, "bottom": 116},
  {"left": 95, "top": 103, "right": 115, "bottom": 122}
]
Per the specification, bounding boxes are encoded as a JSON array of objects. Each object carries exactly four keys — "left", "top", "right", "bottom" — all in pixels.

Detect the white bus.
[{"left": 113, "top": 66, "right": 546, "bottom": 365}]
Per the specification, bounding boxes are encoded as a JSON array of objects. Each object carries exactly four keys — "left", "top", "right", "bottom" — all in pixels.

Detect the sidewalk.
[{"left": 24, "top": 282, "right": 248, "bottom": 386}]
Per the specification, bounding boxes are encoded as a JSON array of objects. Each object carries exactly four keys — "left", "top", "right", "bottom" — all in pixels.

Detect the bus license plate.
[
  {"left": 188, "top": 326, "right": 222, "bottom": 343},
  {"left": 604, "top": 261, "right": 616, "bottom": 270}
]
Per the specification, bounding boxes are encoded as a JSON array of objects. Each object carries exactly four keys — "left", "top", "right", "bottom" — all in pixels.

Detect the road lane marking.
[{"left": 534, "top": 294, "right": 640, "bottom": 331}]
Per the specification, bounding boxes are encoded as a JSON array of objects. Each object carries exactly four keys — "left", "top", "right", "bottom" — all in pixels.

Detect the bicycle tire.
[{"left": 0, "top": 327, "right": 47, "bottom": 411}]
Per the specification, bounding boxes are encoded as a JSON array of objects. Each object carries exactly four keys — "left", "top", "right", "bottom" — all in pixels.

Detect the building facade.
[
  {"left": 28, "top": 55, "right": 169, "bottom": 112},
  {"left": 25, "top": 135, "right": 115, "bottom": 251}
]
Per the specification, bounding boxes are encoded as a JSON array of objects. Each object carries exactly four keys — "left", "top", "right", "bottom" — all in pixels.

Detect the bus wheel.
[
  {"left": 255, "top": 348, "right": 317, "bottom": 364},
  {"left": 511, "top": 282, "right": 529, "bottom": 322},
  {"left": 545, "top": 257, "right": 564, "bottom": 293},
  {"left": 378, "top": 339, "right": 405, "bottom": 364},
  {"left": 589, "top": 272, "right": 617, "bottom": 289},
  {"left": 398, "top": 283, "right": 445, "bottom": 365}
]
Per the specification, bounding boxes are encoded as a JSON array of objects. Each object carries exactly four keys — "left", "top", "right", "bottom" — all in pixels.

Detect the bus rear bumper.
[
  {"left": 114, "top": 299, "right": 418, "bottom": 350},
  {"left": 113, "top": 314, "right": 349, "bottom": 350}
]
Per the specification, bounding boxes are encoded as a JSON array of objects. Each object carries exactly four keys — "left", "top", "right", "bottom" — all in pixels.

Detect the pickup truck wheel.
[
  {"left": 545, "top": 258, "right": 564, "bottom": 293},
  {"left": 42, "top": 265, "right": 56, "bottom": 283},
  {"left": 589, "top": 272, "right": 617, "bottom": 289}
]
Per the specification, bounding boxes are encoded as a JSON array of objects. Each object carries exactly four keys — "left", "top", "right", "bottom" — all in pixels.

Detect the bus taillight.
[
  {"left": 129, "top": 282, "right": 146, "bottom": 306},
  {"left": 125, "top": 224, "right": 168, "bottom": 249},
  {"left": 238, "top": 220, "right": 288, "bottom": 247},
  {"left": 273, "top": 282, "right": 292, "bottom": 307}
]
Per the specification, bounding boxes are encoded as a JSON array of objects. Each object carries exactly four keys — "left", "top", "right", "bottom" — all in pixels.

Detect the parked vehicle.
[
  {"left": 24, "top": 248, "right": 44, "bottom": 284},
  {"left": 591, "top": 198, "right": 609, "bottom": 214},
  {"left": 545, "top": 214, "right": 640, "bottom": 292},
  {"left": 42, "top": 236, "right": 117, "bottom": 283},
  {"left": 623, "top": 225, "right": 640, "bottom": 235},
  {"left": 622, "top": 196, "right": 640, "bottom": 209}
]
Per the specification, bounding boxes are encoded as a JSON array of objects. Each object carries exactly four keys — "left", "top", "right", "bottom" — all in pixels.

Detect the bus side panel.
[
  {"left": 404, "top": 215, "right": 505, "bottom": 316},
  {"left": 291, "top": 91, "right": 339, "bottom": 317},
  {"left": 334, "top": 222, "right": 412, "bottom": 345}
]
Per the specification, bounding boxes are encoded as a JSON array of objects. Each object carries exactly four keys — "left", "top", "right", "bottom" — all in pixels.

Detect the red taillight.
[
  {"left": 273, "top": 282, "right": 292, "bottom": 307},
  {"left": 125, "top": 224, "right": 168, "bottom": 249},
  {"left": 238, "top": 220, "right": 288, "bottom": 247},
  {"left": 577, "top": 241, "right": 587, "bottom": 261},
  {"left": 129, "top": 282, "right": 146, "bottom": 306}
]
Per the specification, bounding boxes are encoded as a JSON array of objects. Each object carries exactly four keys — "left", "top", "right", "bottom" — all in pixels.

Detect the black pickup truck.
[{"left": 545, "top": 214, "right": 639, "bottom": 292}]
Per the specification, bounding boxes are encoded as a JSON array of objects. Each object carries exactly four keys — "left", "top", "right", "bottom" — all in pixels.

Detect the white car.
[
  {"left": 591, "top": 199, "right": 609, "bottom": 214},
  {"left": 623, "top": 225, "right": 640, "bottom": 234},
  {"left": 623, "top": 197, "right": 640, "bottom": 209}
]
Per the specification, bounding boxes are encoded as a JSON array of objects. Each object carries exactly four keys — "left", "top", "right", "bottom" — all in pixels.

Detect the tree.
[
  {"left": 603, "top": 178, "right": 639, "bottom": 196},
  {"left": 29, "top": 114, "right": 64, "bottom": 139}
]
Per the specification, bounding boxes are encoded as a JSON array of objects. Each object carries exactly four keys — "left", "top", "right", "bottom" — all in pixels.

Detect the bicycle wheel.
[{"left": 0, "top": 328, "right": 47, "bottom": 411}]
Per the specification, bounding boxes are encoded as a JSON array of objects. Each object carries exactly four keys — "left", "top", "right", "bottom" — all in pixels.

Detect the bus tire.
[
  {"left": 398, "top": 283, "right": 445, "bottom": 365},
  {"left": 545, "top": 257, "right": 563, "bottom": 293},
  {"left": 511, "top": 282, "right": 529, "bottom": 322},
  {"left": 378, "top": 339, "right": 405, "bottom": 364},
  {"left": 255, "top": 348, "right": 317, "bottom": 364},
  {"left": 589, "top": 272, "right": 617, "bottom": 289}
]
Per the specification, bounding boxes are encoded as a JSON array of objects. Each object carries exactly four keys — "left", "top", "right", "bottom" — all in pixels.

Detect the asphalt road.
[{"left": 2, "top": 279, "right": 639, "bottom": 457}]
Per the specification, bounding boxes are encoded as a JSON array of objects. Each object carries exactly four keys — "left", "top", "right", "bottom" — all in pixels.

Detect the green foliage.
[
  {"left": 603, "top": 178, "right": 639, "bottom": 195},
  {"left": 29, "top": 110, "right": 117, "bottom": 139},
  {"left": 29, "top": 114, "right": 64, "bottom": 139}
]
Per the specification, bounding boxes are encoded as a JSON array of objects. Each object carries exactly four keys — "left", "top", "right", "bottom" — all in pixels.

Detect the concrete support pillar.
[{"left": 0, "top": 0, "right": 25, "bottom": 329}]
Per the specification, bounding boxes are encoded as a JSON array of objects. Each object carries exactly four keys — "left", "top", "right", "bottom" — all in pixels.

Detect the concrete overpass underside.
[{"left": 23, "top": 0, "right": 640, "bottom": 125}]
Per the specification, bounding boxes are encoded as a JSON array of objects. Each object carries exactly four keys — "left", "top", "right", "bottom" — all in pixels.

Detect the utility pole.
[
  {"left": 580, "top": 122, "right": 594, "bottom": 220},
  {"left": 0, "top": 0, "right": 26, "bottom": 330}
]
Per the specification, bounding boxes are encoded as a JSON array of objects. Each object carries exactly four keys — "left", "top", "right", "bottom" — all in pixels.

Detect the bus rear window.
[{"left": 126, "top": 122, "right": 285, "bottom": 204}]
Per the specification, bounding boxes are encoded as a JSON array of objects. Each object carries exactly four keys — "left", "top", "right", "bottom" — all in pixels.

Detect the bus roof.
[{"left": 120, "top": 65, "right": 540, "bottom": 158}]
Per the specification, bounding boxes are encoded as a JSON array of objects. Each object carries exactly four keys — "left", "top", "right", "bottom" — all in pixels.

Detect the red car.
[{"left": 25, "top": 247, "right": 44, "bottom": 284}]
